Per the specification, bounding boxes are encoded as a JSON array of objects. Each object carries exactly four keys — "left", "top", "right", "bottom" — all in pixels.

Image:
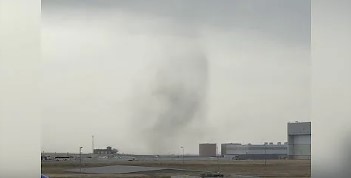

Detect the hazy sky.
[{"left": 41, "top": 0, "right": 310, "bottom": 154}]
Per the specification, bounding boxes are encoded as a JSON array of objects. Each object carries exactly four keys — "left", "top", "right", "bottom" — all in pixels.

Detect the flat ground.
[{"left": 42, "top": 159, "right": 311, "bottom": 178}]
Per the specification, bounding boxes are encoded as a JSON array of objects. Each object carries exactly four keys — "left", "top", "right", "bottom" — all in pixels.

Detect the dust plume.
[{"left": 132, "top": 46, "right": 209, "bottom": 154}]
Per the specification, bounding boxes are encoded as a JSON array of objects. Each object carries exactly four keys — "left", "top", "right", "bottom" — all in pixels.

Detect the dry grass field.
[{"left": 42, "top": 159, "right": 311, "bottom": 178}]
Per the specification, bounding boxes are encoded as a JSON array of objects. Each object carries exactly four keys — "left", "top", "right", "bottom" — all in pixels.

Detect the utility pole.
[
  {"left": 180, "top": 146, "right": 184, "bottom": 164},
  {"left": 79, "top": 147, "right": 83, "bottom": 173},
  {"left": 264, "top": 144, "right": 267, "bottom": 166},
  {"left": 92, "top": 135, "right": 94, "bottom": 154},
  {"left": 217, "top": 145, "right": 220, "bottom": 173}
]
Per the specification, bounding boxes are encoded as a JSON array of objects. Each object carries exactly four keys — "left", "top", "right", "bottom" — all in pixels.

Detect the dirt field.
[{"left": 42, "top": 159, "right": 311, "bottom": 178}]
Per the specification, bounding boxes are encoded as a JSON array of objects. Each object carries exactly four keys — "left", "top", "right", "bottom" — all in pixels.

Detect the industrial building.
[
  {"left": 93, "top": 146, "right": 118, "bottom": 155},
  {"left": 199, "top": 143, "right": 217, "bottom": 157},
  {"left": 221, "top": 142, "right": 288, "bottom": 160},
  {"left": 287, "top": 121, "right": 311, "bottom": 160}
]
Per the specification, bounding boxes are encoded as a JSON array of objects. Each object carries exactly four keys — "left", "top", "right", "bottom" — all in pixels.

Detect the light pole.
[
  {"left": 180, "top": 146, "right": 184, "bottom": 164},
  {"left": 216, "top": 145, "right": 220, "bottom": 173},
  {"left": 79, "top": 147, "right": 83, "bottom": 173},
  {"left": 264, "top": 144, "right": 267, "bottom": 166}
]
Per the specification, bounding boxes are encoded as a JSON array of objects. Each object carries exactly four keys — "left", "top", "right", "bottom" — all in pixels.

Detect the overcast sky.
[{"left": 41, "top": 0, "right": 310, "bottom": 154}]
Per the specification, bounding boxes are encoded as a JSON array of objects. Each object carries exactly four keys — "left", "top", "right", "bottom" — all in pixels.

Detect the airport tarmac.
[
  {"left": 42, "top": 158, "right": 310, "bottom": 177},
  {"left": 67, "top": 165, "right": 184, "bottom": 174}
]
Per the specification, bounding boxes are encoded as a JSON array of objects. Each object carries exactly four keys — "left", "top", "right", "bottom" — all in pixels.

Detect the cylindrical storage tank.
[{"left": 199, "top": 143, "right": 217, "bottom": 157}]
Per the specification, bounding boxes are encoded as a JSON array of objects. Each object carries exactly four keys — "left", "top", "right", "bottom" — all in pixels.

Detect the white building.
[
  {"left": 287, "top": 121, "right": 311, "bottom": 160},
  {"left": 221, "top": 142, "right": 287, "bottom": 160}
]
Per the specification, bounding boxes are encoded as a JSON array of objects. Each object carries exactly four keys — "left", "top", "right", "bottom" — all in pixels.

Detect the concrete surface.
[{"left": 67, "top": 165, "right": 183, "bottom": 174}]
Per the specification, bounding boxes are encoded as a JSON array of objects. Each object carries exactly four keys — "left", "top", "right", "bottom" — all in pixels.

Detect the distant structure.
[
  {"left": 92, "top": 135, "right": 95, "bottom": 154},
  {"left": 221, "top": 142, "right": 287, "bottom": 160},
  {"left": 199, "top": 143, "right": 217, "bottom": 157},
  {"left": 287, "top": 121, "right": 311, "bottom": 160},
  {"left": 221, "top": 143, "right": 241, "bottom": 155},
  {"left": 93, "top": 146, "right": 118, "bottom": 155}
]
